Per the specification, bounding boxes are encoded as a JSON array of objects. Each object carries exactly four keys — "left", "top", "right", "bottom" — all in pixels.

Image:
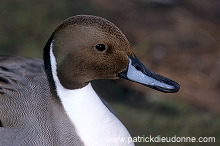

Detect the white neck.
[{"left": 49, "top": 41, "right": 134, "bottom": 146}]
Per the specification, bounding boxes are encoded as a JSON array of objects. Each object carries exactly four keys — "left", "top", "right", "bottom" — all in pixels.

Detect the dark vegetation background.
[{"left": 1, "top": 0, "right": 220, "bottom": 145}]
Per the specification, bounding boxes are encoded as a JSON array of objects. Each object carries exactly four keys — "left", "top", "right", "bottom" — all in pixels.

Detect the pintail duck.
[{"left": 0, "top": 15, "right": 179, "bottom": 146}]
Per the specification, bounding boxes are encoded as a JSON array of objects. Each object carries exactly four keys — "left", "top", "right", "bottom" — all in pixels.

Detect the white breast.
[{"left": 50, "top": 41, "right": 134, "bottom": 146}]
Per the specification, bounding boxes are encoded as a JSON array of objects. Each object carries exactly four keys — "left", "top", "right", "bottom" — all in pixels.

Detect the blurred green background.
[{"left": 1, "top": 0, "right": 220, "bottom": 145}]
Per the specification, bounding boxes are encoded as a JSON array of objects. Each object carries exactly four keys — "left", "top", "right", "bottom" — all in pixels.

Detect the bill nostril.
[{"left": 134, "top": 64, "right": 142, "bottom": 71}]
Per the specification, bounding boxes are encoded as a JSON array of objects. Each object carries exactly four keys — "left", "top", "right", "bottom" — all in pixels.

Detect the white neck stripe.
[{"left": 49, "top": 41, "right": 134, "bottom": 146}]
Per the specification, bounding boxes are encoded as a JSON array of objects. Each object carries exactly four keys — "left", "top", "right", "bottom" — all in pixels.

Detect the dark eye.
[{"left": 95, "top": 44, "right": 106, "bottom": 52}]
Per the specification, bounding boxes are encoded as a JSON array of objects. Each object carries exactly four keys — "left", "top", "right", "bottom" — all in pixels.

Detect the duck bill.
[{"left": 118, "top": 57, "right": 180, "bottom": 93}]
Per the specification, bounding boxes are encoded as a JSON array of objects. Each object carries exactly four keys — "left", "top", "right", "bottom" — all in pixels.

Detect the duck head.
[{"left": 44, "top": 15, "right": 179, "bottom": 93}]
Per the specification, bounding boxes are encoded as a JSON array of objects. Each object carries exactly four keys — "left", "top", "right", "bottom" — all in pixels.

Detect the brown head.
[
  {"left": 52, "top": 15, "right": 134, "bottom": 89},
  {"left": 44, "top": 15, "right": 179, "bottom": 92}
]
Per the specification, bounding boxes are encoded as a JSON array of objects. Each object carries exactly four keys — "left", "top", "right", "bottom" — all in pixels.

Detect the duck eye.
[{"left": 95, "top": 44, "right": 106, "bottom": 52}]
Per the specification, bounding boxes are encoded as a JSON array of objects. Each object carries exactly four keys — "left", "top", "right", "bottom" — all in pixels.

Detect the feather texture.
[{"left": 0, "top": 56, "right": 84, "bottom": 146}]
